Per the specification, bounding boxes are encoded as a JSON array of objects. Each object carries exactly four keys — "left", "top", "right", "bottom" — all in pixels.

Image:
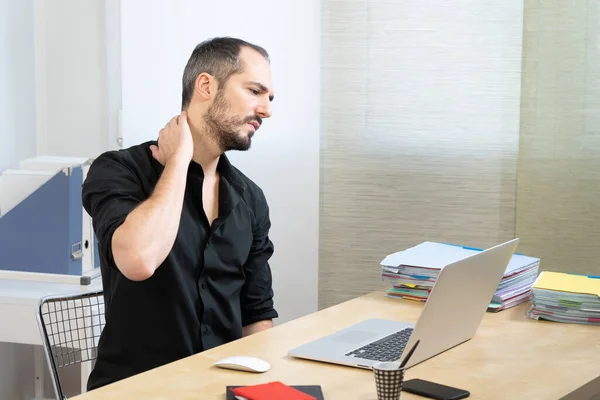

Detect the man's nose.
[{"left": 256, "top": 98, "right": 272, "bottom": 119}]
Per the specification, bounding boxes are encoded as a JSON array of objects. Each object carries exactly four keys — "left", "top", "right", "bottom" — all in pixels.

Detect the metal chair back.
[{"left": 36, "top": 290, "right": 105, "bottom": 399}]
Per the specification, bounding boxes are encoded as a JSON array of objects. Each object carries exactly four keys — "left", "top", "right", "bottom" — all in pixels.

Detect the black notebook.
[{"left": 226, "top": 385, "right": 324, "bottom": 400}]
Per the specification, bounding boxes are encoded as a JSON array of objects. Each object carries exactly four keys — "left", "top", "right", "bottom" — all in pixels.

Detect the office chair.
[{"left": 36, "top": 290, "right": 105, "bottom": 400}]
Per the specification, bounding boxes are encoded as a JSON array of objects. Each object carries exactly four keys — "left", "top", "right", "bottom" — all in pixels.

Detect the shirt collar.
[
  {"left": 215, "top": 153, "right": 246, "bottom": 192},
  {"left": 188, "top": 153, "right": 245, "bottom": 189}
]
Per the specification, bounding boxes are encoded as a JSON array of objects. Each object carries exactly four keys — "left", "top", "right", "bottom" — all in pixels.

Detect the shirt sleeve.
[
  {"left": 240, "top": 189, "right": 279, "bottom": 326},
  {"left": 82, "top": 151, "right": 147, "bottom": 271}
]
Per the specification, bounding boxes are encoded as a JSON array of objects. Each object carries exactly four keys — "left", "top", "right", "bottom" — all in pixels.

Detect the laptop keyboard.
[{"left": 345, "top": 328, "right": 413, "bottom": 362}]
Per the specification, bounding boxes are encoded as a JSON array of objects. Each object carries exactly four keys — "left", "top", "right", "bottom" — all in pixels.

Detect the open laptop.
[{"left": 288, "top": 238, "right": 519, "bottom": 369}]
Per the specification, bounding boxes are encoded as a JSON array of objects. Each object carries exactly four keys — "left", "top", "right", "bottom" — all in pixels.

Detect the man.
[{"left": 81, "top": 37, "right": 278, "bottom": 390}]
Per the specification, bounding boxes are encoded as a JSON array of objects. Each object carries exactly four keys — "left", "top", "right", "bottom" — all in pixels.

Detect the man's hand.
[
  {"left": 110, "top": 112, "right": 192, "bottom": 281},
  {"left": 242, "top": 320, "right": 273, "bottom": 336},
  {"left": 150, "top": 111, "right": 193, "bottom": 167}
]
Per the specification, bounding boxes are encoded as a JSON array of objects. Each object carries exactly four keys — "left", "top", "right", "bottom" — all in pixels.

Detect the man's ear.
[{"left": 195, "top": 73, "right": 215, "bottom": 100}]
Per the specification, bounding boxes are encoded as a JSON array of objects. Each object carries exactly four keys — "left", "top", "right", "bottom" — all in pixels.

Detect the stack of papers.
[
  {"left": 527, "top": 271, "right": 600, "bottom": 325},
  {"left": 381, "top": 242, "right": 540, "bottom": 312}
]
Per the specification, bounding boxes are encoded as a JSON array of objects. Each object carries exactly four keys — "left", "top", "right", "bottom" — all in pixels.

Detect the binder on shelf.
[{"left": 0, "top": 157, "right": 100, "bottom": 285}]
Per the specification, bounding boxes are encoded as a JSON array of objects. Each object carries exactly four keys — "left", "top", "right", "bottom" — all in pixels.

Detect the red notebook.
[{"left": 229, "top": 381, "right": 318, "bottom": 400}]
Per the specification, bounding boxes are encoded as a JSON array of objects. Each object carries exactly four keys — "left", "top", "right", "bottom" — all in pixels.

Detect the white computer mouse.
[{"left": 213, "top": 355, "right": 271, "bottom": 373}]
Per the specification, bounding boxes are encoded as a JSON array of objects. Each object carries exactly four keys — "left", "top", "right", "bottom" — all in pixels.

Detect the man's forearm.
[
  {"left": 242, "top": 320, "right": 273, "bottom": 336},
  {"left": 112, "top": 157, "right": 189, "bottom": 281}
]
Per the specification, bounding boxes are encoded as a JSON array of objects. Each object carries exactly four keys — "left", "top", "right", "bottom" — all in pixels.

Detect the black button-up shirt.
[{"left": 81, "top": 140, "right": 278, "bottom": 390}]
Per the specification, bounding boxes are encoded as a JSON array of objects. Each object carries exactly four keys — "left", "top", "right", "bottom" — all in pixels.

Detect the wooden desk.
[{"left": 72, "top": 290, "right": 600, "bottom": 400}]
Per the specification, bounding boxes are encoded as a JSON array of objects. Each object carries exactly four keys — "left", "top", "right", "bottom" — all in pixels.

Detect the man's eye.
[{"left": 249, "top": 89, "right": 259, "bottom": 95}]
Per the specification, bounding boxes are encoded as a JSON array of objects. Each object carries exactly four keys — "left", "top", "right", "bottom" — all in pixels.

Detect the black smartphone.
[{"left": 403, "top": 378, "right": 470, "bottom": 400}]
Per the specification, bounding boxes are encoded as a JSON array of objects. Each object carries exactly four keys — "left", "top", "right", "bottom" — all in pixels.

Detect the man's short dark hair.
[{"left": 181, "top": 37, "right": 269, "bottom": 109}]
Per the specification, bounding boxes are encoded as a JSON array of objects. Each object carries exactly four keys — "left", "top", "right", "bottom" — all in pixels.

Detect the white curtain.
[
  {"left": 319, "top": 0, "right": 525, "bottom": 308},
  {"left": 516, "top": 0, "right": 600, "bottom": 276}
]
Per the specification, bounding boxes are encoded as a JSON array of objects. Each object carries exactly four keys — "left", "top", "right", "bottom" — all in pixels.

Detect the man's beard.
[{"left": 203, "top": 89, "right": 260, "bottom": 152}]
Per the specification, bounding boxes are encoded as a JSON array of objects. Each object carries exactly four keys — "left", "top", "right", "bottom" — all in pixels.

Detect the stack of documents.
[
  {"left": 527, "top": 271, "right": 600, "bottom": 325},
  {"left": 380, "top": 241, "right": 541, "bottom": 312}
]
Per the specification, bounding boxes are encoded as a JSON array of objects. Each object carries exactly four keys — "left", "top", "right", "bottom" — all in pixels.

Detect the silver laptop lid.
[{"left": 398, "top": 238, "right": 519, "bottom": 368}]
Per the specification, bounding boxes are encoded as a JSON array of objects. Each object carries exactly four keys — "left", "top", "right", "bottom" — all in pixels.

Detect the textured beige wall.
[
  {"left": 516, "top": 0, "right": 600, "bottom": 276},
  {"left": 319, "top": 1, "right": 525, "bottom": 309}
]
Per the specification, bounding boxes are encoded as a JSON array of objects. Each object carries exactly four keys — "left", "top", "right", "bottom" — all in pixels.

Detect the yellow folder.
[{"left": 533, "top": 271, "right": 600, "bottom": 297}]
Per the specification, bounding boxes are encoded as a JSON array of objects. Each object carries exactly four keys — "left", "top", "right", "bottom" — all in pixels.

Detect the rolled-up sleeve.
[
  {"left": 82, "top": 152, "right": 146, "bottom": 271},
  {"left": 240, "top": 191, "right": 278, "bottom": 326}
]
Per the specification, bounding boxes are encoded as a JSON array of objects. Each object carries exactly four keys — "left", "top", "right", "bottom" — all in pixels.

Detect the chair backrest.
[{"left": 36, "top": 290, "right": 105, "bottom": 400}]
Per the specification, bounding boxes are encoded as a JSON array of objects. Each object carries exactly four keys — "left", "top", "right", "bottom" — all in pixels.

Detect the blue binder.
[{"left": 0, "top": 166, "right": 100, "bottom": 284}]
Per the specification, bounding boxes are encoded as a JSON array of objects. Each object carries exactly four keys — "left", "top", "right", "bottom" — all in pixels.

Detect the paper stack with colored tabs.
[
  {"left": 527, "top": 271, "right": 600, "bottom": 325},
  {"left": 380, "top": 241, "right": 540, "bottom": 311}
]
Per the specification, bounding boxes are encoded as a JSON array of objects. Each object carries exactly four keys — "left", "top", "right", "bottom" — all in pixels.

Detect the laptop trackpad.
[{"left": 333, "top": 330, "right": 378, "bottom": 345}]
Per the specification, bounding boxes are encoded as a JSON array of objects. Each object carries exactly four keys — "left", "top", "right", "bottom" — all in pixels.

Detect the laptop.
[{"left": 288, "top": 238, "right": 519, "bottom": 369}]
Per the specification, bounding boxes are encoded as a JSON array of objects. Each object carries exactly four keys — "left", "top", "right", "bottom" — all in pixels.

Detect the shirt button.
[{"left": 200, "top": 283, "right": 206, "bottom": 289}]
